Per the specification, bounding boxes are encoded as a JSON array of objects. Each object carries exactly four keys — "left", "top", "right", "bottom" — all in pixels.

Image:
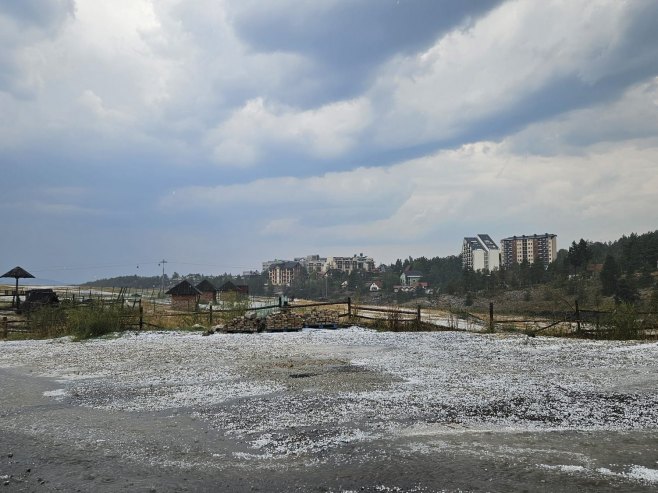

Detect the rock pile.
[
  {"left": 302, "top": 308, "right": 341, "bottom": 328},
  {"left": 222, "top": 313, "right": 264, "bottom": 333},
  {"left": 214, "top": 308, "right": 342, "bottom": 334},
  {"left": 265, "top": 311, "right": 305, "bottom": 332}
]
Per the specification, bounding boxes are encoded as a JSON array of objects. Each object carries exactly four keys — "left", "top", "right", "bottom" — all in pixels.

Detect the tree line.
[{"left": 82, "top": 230, "right": 658, "bottom": 306}]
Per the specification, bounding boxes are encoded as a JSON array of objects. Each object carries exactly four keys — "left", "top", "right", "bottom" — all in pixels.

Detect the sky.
[{"left": 1, "top": 0, "right": 658, "bottom": 284}]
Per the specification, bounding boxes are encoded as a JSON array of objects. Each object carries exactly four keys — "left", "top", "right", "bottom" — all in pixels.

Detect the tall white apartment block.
[
  {"left": 462, "top": 234, "right": 501, "bottom": 271},
  {"left": 500, "top": 234, "right": 557, "bottom": 267}
]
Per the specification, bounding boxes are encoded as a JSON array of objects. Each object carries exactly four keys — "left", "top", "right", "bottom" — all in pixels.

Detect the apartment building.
[
  {"left": 462, "top": 234, "right": 501, "bottom": 271},
  {"left": 324, "top": 254, "right": 375, "bottom": 273},
  {"left": 294, "top": 254, "right": 327, "bottom": 273},
  {"left": 267, "top": 261, "right": 302, "bottom": 286},
  {"left": 500, "top": 234, "right": 557, "bottom": 267},
  {"left": 263, "top": 253, "right": 376, "bottom": 280}
]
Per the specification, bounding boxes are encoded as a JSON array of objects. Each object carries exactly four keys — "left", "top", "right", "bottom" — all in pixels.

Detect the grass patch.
[{"left": 65, "top": 304, "right": 132, "bottom": 340}]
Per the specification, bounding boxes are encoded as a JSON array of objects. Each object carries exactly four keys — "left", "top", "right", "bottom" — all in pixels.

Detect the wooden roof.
[
  {"left": 196, "top": 279, "right": 217, "bottom": 293},
  {"left": 1, "top": 266, "right": 35, "bottom": 279},
  {"left": 218, "top": 280, "right": 238, "bottom": 292},
  {"left": 166, "top": 280, "right": 201, "bottom": 296}
]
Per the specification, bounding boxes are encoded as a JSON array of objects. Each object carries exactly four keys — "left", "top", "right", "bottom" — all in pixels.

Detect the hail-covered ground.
[{"left": 1, "top": 327, "right": 657, "bottom": 492}]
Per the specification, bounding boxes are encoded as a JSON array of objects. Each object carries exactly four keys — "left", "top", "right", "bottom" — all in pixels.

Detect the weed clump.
[{"left": 66, "top": 304, "right": 131, "bottom": 340}]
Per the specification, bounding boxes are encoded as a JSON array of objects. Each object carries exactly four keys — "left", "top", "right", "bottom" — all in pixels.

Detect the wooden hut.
[
  {"left": 166, "top": 280, "right": 201, "bottom": 311},
  {"left": 196, "top": 279, "right": 217, "bottom": 303},
  {"left": 218, "top": 280, "right": 249, "bottom": 301}
]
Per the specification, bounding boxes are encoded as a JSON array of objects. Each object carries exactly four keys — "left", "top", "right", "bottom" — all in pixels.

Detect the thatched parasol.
[{"left": 1, "top": 266, "right": 35, "bottom": 308}]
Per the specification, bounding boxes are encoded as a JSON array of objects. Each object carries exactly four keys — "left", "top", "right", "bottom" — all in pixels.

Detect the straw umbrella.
[{"left": 1, "top": 266, "right": 35, "bottom": 309}]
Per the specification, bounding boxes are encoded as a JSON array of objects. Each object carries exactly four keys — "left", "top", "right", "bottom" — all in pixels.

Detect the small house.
[
  {"left": 400, "top": 270, "right": 423, "bottom": 286},
  {"left": 196, "top": 279, "right": 218, "bottom": 303},
  {"left": 369, "top": 280, "right": 383, "bottom": 292},
  {"left": 166, "top": 280, "right": 201, "bottom": 311},
  {"left": 218, "top": 281, "right": 249, "bottom": 301}
]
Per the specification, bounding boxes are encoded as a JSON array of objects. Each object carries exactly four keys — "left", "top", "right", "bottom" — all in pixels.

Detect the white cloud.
[
  {"left": 370, "top": 0, "right": 652, "bottom": 148},
  {"left": 162, "top": 134, "right": 658, "bottom": 258},
  {"left": 262, "top": 217, "right": 300, "bottom": 237},
  {"left": 2, "top": 0, "right": 658, "bottom": 275},
  {"left": 77, "top": 89, "right": 131, "bottom": 122},
  {"left": 206, "top": 97, "right": 372, "bottom": 166},
  {"left": 505, "top": 78, "right": 658, "bottom": 155}
]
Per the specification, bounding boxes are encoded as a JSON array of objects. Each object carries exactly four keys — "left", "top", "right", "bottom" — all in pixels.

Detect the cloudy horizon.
[{"left": 2, "top": 0, "right": 658, "bottom": 283}]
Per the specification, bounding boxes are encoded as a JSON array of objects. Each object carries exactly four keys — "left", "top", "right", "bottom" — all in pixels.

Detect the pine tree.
[{"left": 600, "top": 255, "right": 621, "bottom": 296}]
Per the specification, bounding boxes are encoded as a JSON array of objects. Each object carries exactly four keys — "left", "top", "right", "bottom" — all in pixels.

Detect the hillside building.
[
  {"left": 462, "top": 234, "right": 501, "bottom": 271},
  {"left": 268, "top": 261, "right": 302, "bottom": 286},
  {"left": 324, "top": 254, "right": 375, "bottom": 273},
  {"left": 500, "top": 233, "right": 557, "bottom": 267},
  {"left": 400, "top": 270, "right": 423, "bottom": 286},
  {"left": 294, "top": 255, "right": 327, "bottom": 273},
  {"left": 263, "top": 253, "right": 376, "bottom": 281}
]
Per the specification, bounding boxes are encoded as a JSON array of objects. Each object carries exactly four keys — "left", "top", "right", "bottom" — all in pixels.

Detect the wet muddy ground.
[{"left": 1, "top": 328, "right": 657, "bottom": 491}]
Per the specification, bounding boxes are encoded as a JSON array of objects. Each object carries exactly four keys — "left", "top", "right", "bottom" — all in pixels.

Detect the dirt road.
[{"left": 1, "top": 328, "right": 657, "bottom": 491}]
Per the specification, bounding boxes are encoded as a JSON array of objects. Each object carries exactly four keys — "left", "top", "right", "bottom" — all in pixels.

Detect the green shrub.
[
  {"left": 603, "top": 303, "right": 641, "bottom": 340},
  {"left": 66, "top": 304, "right": 130, "bottom": 340},
  {"left": 27, "top": 305, "right": 68, "bottom": 338}
]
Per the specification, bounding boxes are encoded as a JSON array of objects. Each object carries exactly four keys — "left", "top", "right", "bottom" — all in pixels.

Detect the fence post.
[
  {"left": 2, "top": 317, "right": 7, "bottom": 340},
  {"left": 278, "top": 296, "right": 282, "bottom": 308},
  {"left": 489, "top": 302, "right": 495, "bottom": 333},
  {"left": 417, "top": 304, "right": 421, "bottom": 323},
  {"left": 347, "top": 297, "right": 352, "bottom": 319},
  {"left": 139, "top": 300, "right": 144, "bottom": 330},
  {"left": 209, "top": 305, "right": 213, "bottom": 326},
  {"left": 575, "top": 299, "right": 581, "bottom": 334}
]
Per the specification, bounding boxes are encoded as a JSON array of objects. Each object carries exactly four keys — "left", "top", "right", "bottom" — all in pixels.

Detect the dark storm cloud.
[
  {"left": 228, "top": 0, "right": 503, "bottom": 105},
  {"left": 484, "top": 1, "right": 658, "bottom": 153},
  {"left": 0, "top": 0, "right": 74, "bottom": 31}
]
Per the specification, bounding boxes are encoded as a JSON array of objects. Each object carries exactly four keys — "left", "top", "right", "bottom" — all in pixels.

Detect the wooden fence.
[{"left": 2, "top": 293, "right": 657, "bottom": 339}]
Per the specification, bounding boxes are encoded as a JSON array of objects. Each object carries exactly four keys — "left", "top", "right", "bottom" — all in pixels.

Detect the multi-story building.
[
  {"left": 500, "top": 234, "right": 557, "bottom": 267},
  {"left": 262, "top": 259, "right": 284, "bottom": 272},
  {"left": 267, "top": 261, "right": 302, "bottom": 286},
  {"left": 294, "top": 254, "right": 327, "bottom": 273},
  {"left": 324, "top": 254, "right": 375, "bottom": 273},
  {"left": 263, "top": 253, "right": 375, "bottom": 280},
  {"left": 462, "top": 234, "right": 501, "bottom": 271}
]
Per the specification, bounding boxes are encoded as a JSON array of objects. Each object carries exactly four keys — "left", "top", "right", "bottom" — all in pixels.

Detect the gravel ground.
[{"left": 1, "top": 327, "right": 658, "bottom": 491}]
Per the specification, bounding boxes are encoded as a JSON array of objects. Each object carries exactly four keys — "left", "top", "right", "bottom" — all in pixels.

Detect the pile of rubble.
[
  {"left": 211, "top": 308, "right": 342, "bottom": 334},
  {"left": 219, "top": 313, "right": 264, "bottom": 333},
  {"left": 265, "top": 311, "right": 305, "bottom": 332},
  {"left": 302, "top": 308, "right": 341, "bottom": 328}
]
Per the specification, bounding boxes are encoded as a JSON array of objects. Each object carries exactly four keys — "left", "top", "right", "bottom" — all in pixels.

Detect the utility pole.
[{"left": 158, "top": 259, "right": 168, "bottom": 296}]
